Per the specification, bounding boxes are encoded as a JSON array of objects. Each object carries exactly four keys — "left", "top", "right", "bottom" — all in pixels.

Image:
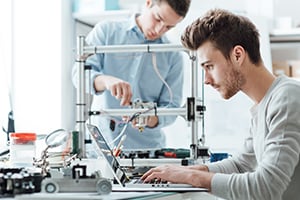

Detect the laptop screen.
[
  {"left": 87, "top": 124, "right": 129, "bottom": 186},
  {"left": 86, "top": 124, "right": 209, "bottom": 193}
]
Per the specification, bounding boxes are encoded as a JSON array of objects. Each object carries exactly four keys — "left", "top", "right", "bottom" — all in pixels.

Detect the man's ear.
[
  {"left": 232, "top": 45, "right": 245, "bottom": 64},
  {"left": 146, "top": 0, "right": 153, "bottom": 7}
]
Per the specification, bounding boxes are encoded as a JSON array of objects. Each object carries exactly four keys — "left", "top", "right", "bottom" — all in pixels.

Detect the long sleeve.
[{"left": 206, "top": 76, "right": 300, "bottom": 200}]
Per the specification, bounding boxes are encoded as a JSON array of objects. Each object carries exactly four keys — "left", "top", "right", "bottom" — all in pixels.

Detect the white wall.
[
  {"left": 0, "top": 0, "right": 12, "bottom": 147},
  {"left": 273, "top": 0, "right": 300, "bottom": 27},
  {"left": 12, "top": 0, "right": 62, "bottom": 135}
]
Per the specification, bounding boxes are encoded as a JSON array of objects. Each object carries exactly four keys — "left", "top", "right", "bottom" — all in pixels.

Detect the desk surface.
[
  {"left": 14, "top": 191, "right": 218, "bottom": 200},
  {"left": 1, "top": 159, "right": 218, "bottom": 200}
]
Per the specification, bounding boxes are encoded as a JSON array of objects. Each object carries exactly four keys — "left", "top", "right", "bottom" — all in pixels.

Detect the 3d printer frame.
[{"left": 74, "top": 35, "right": 207, "bottom": 160}]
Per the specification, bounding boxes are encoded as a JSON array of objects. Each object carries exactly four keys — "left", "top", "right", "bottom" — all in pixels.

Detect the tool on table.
[
  {"left": 113, "top": 135, "right": 126, "bottom": 157},
  {"left": 154, "top": 148, "right": 190, "bottom": 158}
]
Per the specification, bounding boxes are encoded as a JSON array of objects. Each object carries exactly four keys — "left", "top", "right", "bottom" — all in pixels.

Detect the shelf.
[
  {"left": 270, "top": 28, "right": 300, "bottom": 43},
  {"left": 73, "top": 10, "right": 132, "bottom": 27}
]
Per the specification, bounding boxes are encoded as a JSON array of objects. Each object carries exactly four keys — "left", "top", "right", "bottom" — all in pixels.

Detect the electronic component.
[
  {"left": 41, "top": 164, "right": 112, "bottom": 195},
  {"left": 0, "top": 168, "right": 43, "bottom": 197},
  {"left": 131, "top": 100, "right": 157, "bottom": 132}
]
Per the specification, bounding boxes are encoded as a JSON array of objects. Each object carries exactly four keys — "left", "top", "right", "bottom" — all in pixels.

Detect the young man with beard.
[{"left": 142, "top": 9, "right": 300, "bottom": 200}]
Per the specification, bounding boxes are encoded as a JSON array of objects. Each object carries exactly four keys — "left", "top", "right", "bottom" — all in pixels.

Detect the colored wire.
[{"left": 151, "top": 53, "right": 173, "bottom": 107}]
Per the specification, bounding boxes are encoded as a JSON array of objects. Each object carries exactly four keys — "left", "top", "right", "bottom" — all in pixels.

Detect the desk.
[
  {"left": 0, "top": 158, "right": 219, "bottom": 199},
  {"left": 14, "top": 191, "right": 218, "bottom": 200},
  {"left": 0, "top": 158, "right": 218, "bottom": 200}
]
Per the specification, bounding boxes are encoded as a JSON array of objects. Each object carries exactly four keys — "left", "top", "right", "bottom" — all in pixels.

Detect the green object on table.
[
  {"left": 155, "top": 148, "right": 190, "bottom": 158},
  {"left": 72, "top": 131, "right": 79, "bottom": 155}
]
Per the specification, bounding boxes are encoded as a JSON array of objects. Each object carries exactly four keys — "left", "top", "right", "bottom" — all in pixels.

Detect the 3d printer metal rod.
[
  {"left": 76, "top": 36, "right": 87, "bottom": 158},
  {"left": 76, "top": 36, "right": 204, "bottom": 160},
  {"left": 96, "top": 107, "right": 187, "bottom": 118},
  {"left": 190, "top": 51, "right": 199, "bottom": 159},
  {"left": 83, "top": 43, "right": 186, "bottom": 54}
]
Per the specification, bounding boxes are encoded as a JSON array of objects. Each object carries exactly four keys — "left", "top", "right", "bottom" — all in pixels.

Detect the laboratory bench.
[
  {"left": 12, "top": 191, "right": 218, "bottom": 200},
  {"left": 0, "top": 158, "right": 219, "bottom": 200}
]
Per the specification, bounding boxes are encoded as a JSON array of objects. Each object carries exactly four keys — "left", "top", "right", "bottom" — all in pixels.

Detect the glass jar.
[{"left": 9, "top": 133, "right": 37, "bottom": 167}]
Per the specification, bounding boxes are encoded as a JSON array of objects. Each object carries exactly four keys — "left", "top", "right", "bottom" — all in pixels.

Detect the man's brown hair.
[
  {"left": 155, "top": 0, "right": 191, "bottom": 17},
  {"left": 181, "top": 9, "right": 262, "bottom": 64}
]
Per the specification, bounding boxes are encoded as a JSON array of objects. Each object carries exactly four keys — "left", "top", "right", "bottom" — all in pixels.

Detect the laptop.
[{"left": 86, "top": 123, "right": 208, "bottom": 192}]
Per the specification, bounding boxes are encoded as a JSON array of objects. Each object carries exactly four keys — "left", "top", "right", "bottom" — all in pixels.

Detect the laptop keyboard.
[
  {"left": 131, "top": 179, "right": 144, "bottom": 184},
  {"left": 130, "top": 178, "right": 168, "bottom": 185}
]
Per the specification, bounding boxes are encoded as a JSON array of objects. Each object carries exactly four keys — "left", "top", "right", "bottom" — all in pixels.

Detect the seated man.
[{"left": 142, "top": 9, "right": 300, "bottom": 200}]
